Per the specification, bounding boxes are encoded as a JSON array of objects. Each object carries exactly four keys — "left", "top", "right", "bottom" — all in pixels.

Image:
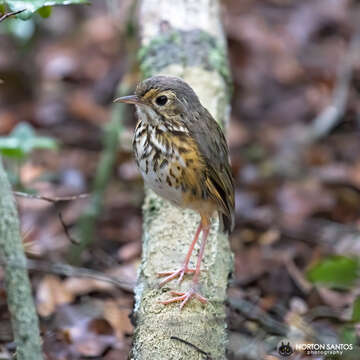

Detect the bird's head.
[{"left": 114, "top": 76, "right": 201, "bottom": 127}]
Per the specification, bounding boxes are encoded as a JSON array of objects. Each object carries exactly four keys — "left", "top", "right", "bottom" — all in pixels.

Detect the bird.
[{"left": 114, "top": 75, "right": 234, "bottom": 309}]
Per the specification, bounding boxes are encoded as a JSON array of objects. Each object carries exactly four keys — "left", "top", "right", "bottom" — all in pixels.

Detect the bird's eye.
[{"left": 155, "top": 95, "right": 168, "bottom": 106}]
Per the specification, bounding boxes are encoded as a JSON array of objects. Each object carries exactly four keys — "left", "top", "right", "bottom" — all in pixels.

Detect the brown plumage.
[{"left": 114, "top": 75, "right": 235, "bottom": 308}]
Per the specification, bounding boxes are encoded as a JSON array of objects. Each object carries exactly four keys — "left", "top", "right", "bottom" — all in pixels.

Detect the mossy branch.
[
  {"left": 0, "top": 158, "right": 43, "bottom": 360},
  {"left": 131, "top": 1, "right": 233, "bottom": 359}
]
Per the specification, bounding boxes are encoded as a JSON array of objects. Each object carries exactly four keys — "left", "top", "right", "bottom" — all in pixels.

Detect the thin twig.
[
  {"left": 58, "top": 212, "right": 80, "bottom": 245},
  {"left": 2, "top": 257, "right": 135, "bottom": 293},
  {"left": 227, "top": 297, "right": 288, "bottom": 336},
  {"left": 14, "top": 191, "right": 89, "bottom": 203},
  {"left": 0, "top": 9, "right": 25, "bottom": 23},
  {"left": 283, "top": 257, "right": 313, "bottom": 294},
  {"left": 14, "top": 192, "right": 89, "bottom": 245},
  {"left": 170, "top": 336, "right": 212, "bottom": 359}
]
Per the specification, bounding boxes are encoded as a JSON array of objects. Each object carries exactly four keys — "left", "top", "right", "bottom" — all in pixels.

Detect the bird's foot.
[
  {"left": 157, "top": 266, "right": 196, "bottom": 287},
  {"left": 160, "top": 288, "right": 207, "bottom": 310}
]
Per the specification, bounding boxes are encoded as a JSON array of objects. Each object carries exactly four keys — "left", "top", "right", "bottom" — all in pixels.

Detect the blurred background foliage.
[{"left": 1, "top": 0, "right": 360, "bottom": 359}]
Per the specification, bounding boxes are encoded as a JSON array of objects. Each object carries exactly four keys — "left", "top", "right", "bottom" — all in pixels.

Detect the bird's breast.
[
  {"left": 132, "top": 122, "right": 206, "bottom": 208},
  {"left": 133, "top": 123, "right": 184, "bottom": 206}
]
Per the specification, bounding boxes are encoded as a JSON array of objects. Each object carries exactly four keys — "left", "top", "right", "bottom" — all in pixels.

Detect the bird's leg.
[
  {"left": 160, "top": 216, "right": 210, "bottom": 309},
  {"left": 157, "top": 222, "right": 202, "bottom": 287}
]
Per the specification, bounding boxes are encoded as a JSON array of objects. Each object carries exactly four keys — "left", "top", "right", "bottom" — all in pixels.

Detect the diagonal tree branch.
[{"left": 307, "top": 32, "right": 360, "bottom": 141}]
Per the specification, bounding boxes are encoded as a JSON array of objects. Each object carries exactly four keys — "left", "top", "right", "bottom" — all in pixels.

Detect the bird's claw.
[
  {"left": 157, "top": 267, "right": 196, "bottom": 287},
  {"left": 159, "top": 289, "right": 207, "bottom": 310}
]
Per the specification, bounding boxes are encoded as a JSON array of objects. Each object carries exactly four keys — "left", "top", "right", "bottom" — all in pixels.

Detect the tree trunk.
[
  {"left": 131, "top": 1, "right": 233, "bottom": 359},
  {"left": 0, "top": 158, "right": 43, "bottom": 360}
]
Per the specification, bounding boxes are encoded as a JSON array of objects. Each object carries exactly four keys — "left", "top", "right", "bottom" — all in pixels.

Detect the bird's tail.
[{"left": 219, "top": 211, "right": 235, "bottom": 234}]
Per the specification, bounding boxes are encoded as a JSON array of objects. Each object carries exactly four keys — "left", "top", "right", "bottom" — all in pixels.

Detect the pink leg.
[
  {"left": 158, "top": 222, "right": 202, "bottom": 286},
  {"left": 192, "top": 226, "right": 209, "bottom": 285},
  {"left": 160, "top": 220, "right": 210, "bottom": 309}
]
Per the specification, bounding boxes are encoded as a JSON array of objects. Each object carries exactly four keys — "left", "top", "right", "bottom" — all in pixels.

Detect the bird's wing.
[{"left": 188, "top": 108, "right": 235, "bottom": 232}]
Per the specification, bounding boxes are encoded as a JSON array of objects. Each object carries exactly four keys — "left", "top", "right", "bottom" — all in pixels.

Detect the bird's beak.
[{"left": 113, "top": 95, "right": 141, "bottom": 104}]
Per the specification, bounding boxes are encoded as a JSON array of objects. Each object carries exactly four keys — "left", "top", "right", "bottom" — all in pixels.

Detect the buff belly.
[{"left": 137, "top": 155, "right": 184, "bottom": 206}]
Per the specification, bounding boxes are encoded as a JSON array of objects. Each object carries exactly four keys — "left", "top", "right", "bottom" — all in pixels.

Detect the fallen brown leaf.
[
  {"left": 37, "top": 275, "right": 74, "bottom": 317},
  {"left": 103, "top": 300, "right": 133, "bottom": 340}
]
